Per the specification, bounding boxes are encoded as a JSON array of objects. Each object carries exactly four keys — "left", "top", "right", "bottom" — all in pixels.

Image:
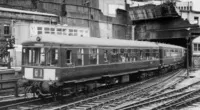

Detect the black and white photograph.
[{"left": 0, "top": 0, "right": 200, "bottom": 110}]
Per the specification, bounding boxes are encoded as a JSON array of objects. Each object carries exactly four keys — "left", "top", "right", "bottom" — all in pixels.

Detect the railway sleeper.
[
  {"left": 175, "top": 95, "right": 200, "bottom": 109},
  {"left": 152, "top": 89, "right": 200, "bottom": 110}
]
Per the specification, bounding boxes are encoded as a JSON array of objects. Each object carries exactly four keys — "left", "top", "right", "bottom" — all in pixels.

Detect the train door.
[{"left": 159, "top": 47, "right": 164, "bottom": 67}]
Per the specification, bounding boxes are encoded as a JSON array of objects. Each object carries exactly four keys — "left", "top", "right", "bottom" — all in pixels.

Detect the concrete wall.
[
  {"left": 134, "top": 18, "right": 190, "bottom": 40},
  {"left": 99, "top": 0, "right": 125, "bottom": 17},
  {"left": 99, "top": 22, "right": 112, "bottom": 39},
  {"left": 61, "top": 4, "right": 132, "bottom": 39}
]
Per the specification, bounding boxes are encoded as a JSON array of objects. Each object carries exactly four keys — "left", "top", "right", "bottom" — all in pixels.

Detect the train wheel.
[
  {"left": 24, "top": 86, "right": 32, "bottom": 97},
  {"left": 148, "top": 71, "right": 154, "bottom": 78},
  {"left": 140, "top": 73, "right": 146, "bottom": 80},
  {"left": 159, "top": 68, "right": 165, "bottom": 75}
]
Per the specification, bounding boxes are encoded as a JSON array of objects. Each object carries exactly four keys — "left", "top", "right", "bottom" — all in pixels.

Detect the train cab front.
[{"left": 19, "top": 44, "right": 62, "bottom": 96}]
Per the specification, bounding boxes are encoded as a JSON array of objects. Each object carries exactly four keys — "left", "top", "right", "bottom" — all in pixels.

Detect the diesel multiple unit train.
[{"left": 20, "top": 34, "right": 185, "bottom": 96}]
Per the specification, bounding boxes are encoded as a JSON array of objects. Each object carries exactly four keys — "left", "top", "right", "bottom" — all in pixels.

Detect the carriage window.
[
  {"left": 145, "top": 49, "right": 150, "bottom": 60},
  {"left": 153, "top": 49, "right": 159, "bottom": 59},
  {"left": 77, "top": 49, "right": 84, "bottom": 66},
  {"left": 165, "top": 49, "right": 170, "bottom": 57},
  {"left": 51, "top": 28, "right": 55, "bottom": 34},
  {"left": 131, "top": 49, "right": 137, "bottom": 61},
  {"left": 110, "top": 49, "right": 119, "bottom": 63},
  {"left": 22, "top": 47, "right": 59, "bottom": 66},
  {"left": 119, "top": 49, "right": 129, "bottom": 62},
  {"left": 66, "top": 50, "right": 72, "bottom": 64},
  {"left": 22, "top": 48, "right": 33, "bottom": 65},
  {"left": 28, "top": 49, "right": 32, "bottom": 64},
  {"left": 140, "top": 49, "right": 146, "bottom": 60},
  {"left": 120, "top": 49, "right": 125, "bottom": 62},
  {"left": 148, "top": 49, "right": 157, "bottom": 60},
  {"left": 51, "top": 49, "right": 58, "bottom": 65},
  {"left": 170, "top": 49, "right": 175, "bottom": 57},
  {"left": 89, "top": 48, "right": 98, "bottom": 65},
  {"left": 125, "top": 49, "right": 128, "bottom": 62},
  {"left": 40, "top": 48, "right": 45, "bottom": 65},
  {"left": 57, "top": 28, "right": 62, "bottom": 35},
  {"left": 163, "top": 50, "right": 166, "bottom": 57},
  {"left": 149, "top": 49, "right": 153, "bottom": 60},
  {"left": 44, "top": 27, "right": 50, "bottom": 34},
  {"left": 22, "top": 48, "right": 28, "bottom": 65},
  {"left": 37, "top": 27, "right": 42, "bottom": 34},
  {"left": 174, "top": 49, "right": 178, "bottom": 57},
  {"left": 104, "top": 50, "right": 108, "bottom": 63},
  {"left": 32, "top": 48, "right": 40, "bottom": 65},
  {"left": 43, "top": 48, "right": 59, "bottom": 66},
  {"left": 164, "top": 49, "right": 168, "bottom": 57},
  {"left": 127, "top": 49, "right": 132, "bottom": 62}
]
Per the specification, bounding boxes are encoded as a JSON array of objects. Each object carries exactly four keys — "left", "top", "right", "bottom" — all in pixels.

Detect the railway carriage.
[
  {"left": 158, "top": 43, "right": 185, "bottom": 71},
  {"left": 20, "top": 34, "right": 185, "bottom": 95}
]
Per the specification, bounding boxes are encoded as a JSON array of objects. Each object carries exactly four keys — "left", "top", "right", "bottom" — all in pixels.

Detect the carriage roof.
[
  {"left": 157, "top": 43, "right": 184, "bottom": 49},
  {"left": 23, "top": 35, "right": 159, "bottom": 48}
]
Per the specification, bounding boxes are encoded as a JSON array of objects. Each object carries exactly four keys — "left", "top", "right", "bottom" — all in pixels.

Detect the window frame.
[
  {"left": 44, "top": 27, "right": 50, "bottom": 34},
  {"left": 89, "top": 48, "right": 98, "bottom": 65},
  {"left": 4, "top": 25, "right": 10, "bottom": 35},
  {"left": 194, "top": 43, "right": 198, "bottom": 51},
  {"left": 66, "top": 49, "right": 72, "bottom": 64},
  {"left": 57, "top": 28, "right": 62, "bottom": 35},
  {"left": 37, "top": 27, "right": 43, "bottom": 35}
]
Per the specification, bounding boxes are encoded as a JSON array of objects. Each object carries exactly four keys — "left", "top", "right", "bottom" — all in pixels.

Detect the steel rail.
[{"left": 48, "top": 69, "right": 184, "bottom": 110}]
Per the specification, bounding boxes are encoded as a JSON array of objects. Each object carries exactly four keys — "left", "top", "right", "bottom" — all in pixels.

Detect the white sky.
[{"left": 181, "top": 0, "right": 200, "bottom": 11}]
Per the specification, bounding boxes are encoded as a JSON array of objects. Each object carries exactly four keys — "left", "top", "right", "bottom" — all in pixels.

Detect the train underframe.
[{"left": 19, "top": 63, "right": 184, "bottom": 98}]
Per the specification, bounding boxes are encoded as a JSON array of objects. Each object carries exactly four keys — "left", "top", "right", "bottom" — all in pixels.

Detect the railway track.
[
  {"left": 0, "top": 94, "right": 43, "bottom": 110},
  {"left": 0, "top": 78, "right": 143, "bottom": 110},
  {"left": 43, "top": 69, "right": 186, "bottom": 110},
  {"left": 117, "top": 73, "right": 200, "bottom": 110},
  {"left": 0, "top": 69, "right": 186, "bottom": 110}
]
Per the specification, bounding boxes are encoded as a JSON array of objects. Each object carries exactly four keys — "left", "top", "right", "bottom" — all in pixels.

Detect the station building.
[{"left": 192, "top": 37, "right": 200, "bottom": 68}]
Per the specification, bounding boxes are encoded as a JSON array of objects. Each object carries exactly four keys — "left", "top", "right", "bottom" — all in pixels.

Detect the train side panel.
[{"left": 58, "top": 60, "right": 160, "bottom": 82}]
